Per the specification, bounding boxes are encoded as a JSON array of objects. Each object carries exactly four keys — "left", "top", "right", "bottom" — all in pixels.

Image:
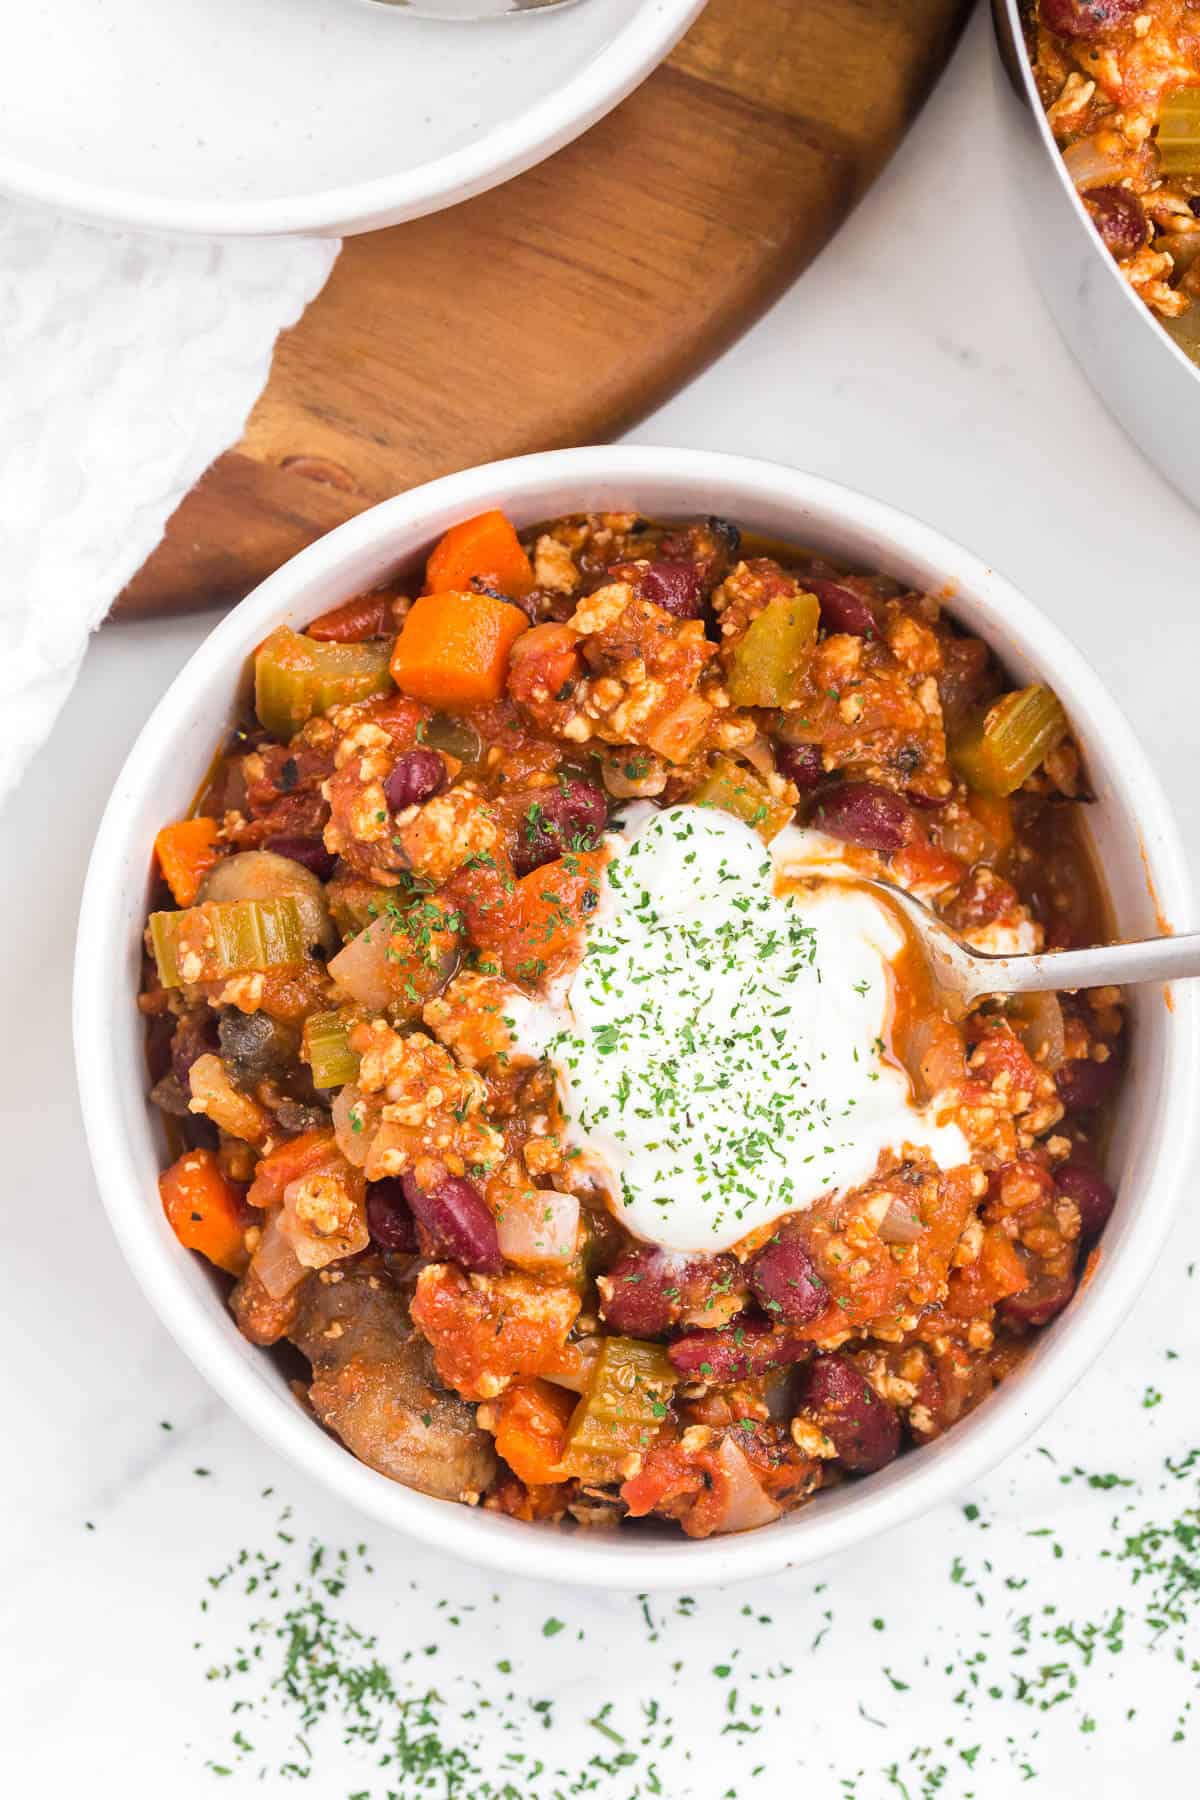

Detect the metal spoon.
[
  {"left": 362, "top": 0, "right": 582, "bottom": 17},
  {"left": 865, "top": 878, "right": 1200, "bottom": 1013}
]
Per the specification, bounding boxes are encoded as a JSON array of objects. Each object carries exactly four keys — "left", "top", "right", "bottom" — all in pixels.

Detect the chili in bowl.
[
  {"left": 993, "top": 0, "right": 1200, "bottom": 512},
  {"left": 75, "top": 448, "right": 1196, "bottom": 1587}
]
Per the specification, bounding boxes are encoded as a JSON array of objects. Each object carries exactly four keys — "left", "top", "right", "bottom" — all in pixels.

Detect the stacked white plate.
[{"left": 0, "top": 0, "right": 703, "bottom": 236}]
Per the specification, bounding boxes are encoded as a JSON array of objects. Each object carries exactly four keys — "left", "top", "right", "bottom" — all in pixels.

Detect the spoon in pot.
[
  {"left": 361, "top": 0, "right": 583, "bottom": 17},
  {"left": 864, "top": 878, "right": 1200, "bottom": 1016}
]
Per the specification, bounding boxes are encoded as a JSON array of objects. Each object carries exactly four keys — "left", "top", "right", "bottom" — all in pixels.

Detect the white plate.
[{"left": 0, "top": 0, "right": 703, "bottom": 237}]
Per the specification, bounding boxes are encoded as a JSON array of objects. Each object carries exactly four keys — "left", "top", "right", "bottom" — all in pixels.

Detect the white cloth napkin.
[{"left": 0, "top": 200, "right": 339, "bottom": 808}]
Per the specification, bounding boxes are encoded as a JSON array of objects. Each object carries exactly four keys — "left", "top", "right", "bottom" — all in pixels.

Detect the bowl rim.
[
  {"left": 74, "top": 444, "right": 1199, "bottom": 1589},
  {"left": 994, "top": 0, "right": 1200, "bottom": 389},
  {"left": 0, "top": 0, "right": 703, "bottom": 238}
]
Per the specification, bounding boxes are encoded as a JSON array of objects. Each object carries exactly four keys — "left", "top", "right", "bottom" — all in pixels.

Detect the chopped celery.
[
  {"left": 148, "top": 897, "right": 308, "bottom": 988},
  {"left": 302, "top": 1011, "right": 360, "bottom": 1089},
  {"left": 692, "top": 753, "right": 793, "bottom": 843},
  {"left": 423, "top": 713, "right": 483, "bottom": 764},
  {"left": 254, "top": 626, "right": 394, "bottom": 740},
  {"left": 1158, "top": 89, "right": 1200, "bottom": 176},
  {"left": 725, "top": 589, "right": 819, "bottom": 708},
  {"left": 560, "top": 1336, "right": 676, "bottom": 1482},
  {"left": 951, "top": 684, "right": 1069, "bottom": 797}
]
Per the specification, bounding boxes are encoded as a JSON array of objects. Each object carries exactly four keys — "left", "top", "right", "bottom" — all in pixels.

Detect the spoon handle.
[{"left": 970, "top": 930, "right": 1200, "bottom": 998}]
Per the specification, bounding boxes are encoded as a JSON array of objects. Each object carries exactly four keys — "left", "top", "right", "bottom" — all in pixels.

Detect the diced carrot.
[
  {"left": 424, "top": 510, "right": 533, "bottom": 601},
  {"left": 160, "top": 1148, "right": 252, "bottom": 1275},
  {"left": 305, "top": 592, "right": 396, "bottom": 643},
  {"left": 390, "top": 591, "right": 530, "bottom": 707},
  {"left": 247, "top": 1128, "right": 340, "bottom": 1211},
  {"left": 490, "top": 1379, "right": 576, "bottom": 1487},
  {"left": 155, "top": 818, "right": 222, "bottom": 907}
]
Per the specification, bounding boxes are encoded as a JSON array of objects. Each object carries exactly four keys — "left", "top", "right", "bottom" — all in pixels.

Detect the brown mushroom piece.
[
  {"left": 198, "top": 849, "right": 335, "bottom": 952},
  {"left": 289, "top": 1259, "right": 497, "bottom": 1503}
]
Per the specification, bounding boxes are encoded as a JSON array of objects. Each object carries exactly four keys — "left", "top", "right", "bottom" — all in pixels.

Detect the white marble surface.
[{"left": 4, "top": 12, "right": 1200, "bottom": 1796}]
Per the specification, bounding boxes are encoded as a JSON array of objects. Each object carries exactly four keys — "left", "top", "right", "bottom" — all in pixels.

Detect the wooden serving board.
[{"left": 113, "top": 0, "right": 971, "bottom": 621}]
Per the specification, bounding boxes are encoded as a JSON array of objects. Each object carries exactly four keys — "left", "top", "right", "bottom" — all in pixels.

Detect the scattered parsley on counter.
[{"left": 193, "top": 1439, "right": 1200, "bottom": 1797}]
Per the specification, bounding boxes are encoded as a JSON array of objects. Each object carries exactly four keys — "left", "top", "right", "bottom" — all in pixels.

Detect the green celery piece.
[
  {"left": 692, "top": 753, "right": 793, "bottom": 844},
  {"left": 561, "top": 1336, "right": 676, "bottom": 1483},
  {"left": 951, "top": 684, "right": 1069, "bottom": 798},
  {"left": 254, "top": 625, "right": 394, "bottom": 739},
  {"left": 725, "top": 588, "right": 819, "bottom": 708},
  {"left": 302, "top": 1011, "right": 360, "bottom": 1089},
  {"left": 1158, "top": 89, "right": 1200, "bottom": 176},
  {"left": 148, "top": 897, "right": 307, "bottom": 988}
]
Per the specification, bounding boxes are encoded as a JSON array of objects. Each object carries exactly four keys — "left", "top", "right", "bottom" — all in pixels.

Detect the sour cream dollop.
[{"left": 515, "top": 806, "right": 968, "bottom": 1253}]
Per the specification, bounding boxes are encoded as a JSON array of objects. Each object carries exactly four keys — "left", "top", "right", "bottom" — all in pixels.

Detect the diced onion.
[
  {"left": 251, "top": 1212, "right": 307, "bottom": 1300},
  {"left": 1063, "top": 135, "right": 1132, "bottom": 191},
  {"left": 279, "top": 1173, "right": 369, "bottom": 1270},
  {"left": 328, "top": 914, "right": 458, "bottom": 1013},
  {"left": 878, "top": 1199, "right": 925, "bottom": 1245},
  {"left": 709, "top": 1437, "right": 783, "bottom": 1534},
  {"left": 496, "top": 1187, "right": 580, "bottom": 1270},
  {"left": 328, "top": 925, "right": 403, "bottom": 1012},
  {"left": 738, "top": 733, "right": 779, "bottom": 782},
  {"left": 895, "top": 1014, "right": 966, "bottom": 1103},
  {"left": 542, "top": 1337, "right": 603, "bottom": 1396},
  {"left": 1011, "top": 991, "right": 1066, "bottom": 1072},
  {"left": 332, "top": 1083, "right": 373, "bottom": 1167}
]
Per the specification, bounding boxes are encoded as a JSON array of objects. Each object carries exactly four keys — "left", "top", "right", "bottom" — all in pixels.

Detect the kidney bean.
[
  {"left": 607, "top": 559, "right": 706, "bottom": 620},
  {"left": 601, "top": 1247, "right": 677, "bottom": 1335},
  {"left": 775, "top": 742, "right": 824, "bottom": 791},
  {"left": 809, "top": 780, "right": 914, "bottom": 853},
  {"left": 1055, "top": 1160, "right": 1117, "bottom": 1243},
  {"left": 263, "top": 834, "right": 337, "bottom": 881},
  {"left": 366, "top": 1178, "right": 418, "bottom": 1254},
  {"left": 513, "top": 776, "right": 609, "bottom": 877},
  {"left": 804, "top": 577, "right": 877, "bottom": 638},
  {"left": 747, "top": 1230, "right": 827, "bottom": 1325},
  {"left": 798, "top": 1354, "right": 900, "bottom": 1473},
  {"left": 600, "top": 1246, "right": 743, "bottom": 1336},
  {"left": 1041, "top": 0, "right": 1140, "bottom": 35},
  {"left": 401, "top": 1171, "right": 502, "bottom": 1275},
  {"left": 1083, "top": 186, "right": 1149, "bottom": 260},
  {"left": 669, "top": 1317, "right": 810, "bottom": 1381},
  {"left": 999, "top": 1267, "right": 1077, "bottom": 1329},
  {"left": 384, "top": 749, "right": 447, "bottom": 813},
  {"left": 1055, "top": 1055, "right": 1119, "bottom": 1112}
]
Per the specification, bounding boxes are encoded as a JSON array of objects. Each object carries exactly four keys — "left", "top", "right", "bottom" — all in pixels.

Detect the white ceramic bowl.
[
  {"left": 0, "top": 0, "right": 703, "bottom": 237},
  {"left": 75, "top": 446, "right": 1198, "bottom": 1589}
]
